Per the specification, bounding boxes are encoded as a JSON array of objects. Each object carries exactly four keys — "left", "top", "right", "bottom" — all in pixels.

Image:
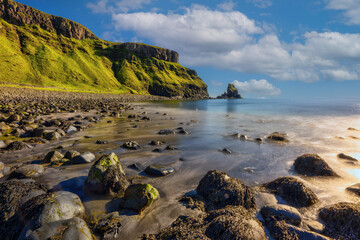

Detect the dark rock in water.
[
  {"left": 141, "top": 116, "right": 151, "bottom": 121},
  {"left": 65, "top": 125, "right": 78, "bottom": 134},
  {"left": 31, "top": 128, "right": 47, "bottom": 137},
  {"left": 43, "top": 150, "right": 64, "bottom": 163},
  {"left": 145, "top": 164, "right": 175, "bottom": 176},
  {"left": 337, "top": 153, "right": 359, "bottom": 163},
  {"left": 5, "top": 141, "right": 33, "bottom": 151},
  {"left": 158, "top": 129, "right": 175, "bottom": 135},
  {"left": 232, "top": 133, "right": 248, "bottom": 140},
  {"left": 94, "top": 212, "right": 122, "bottom": 240},
  {"left": 26, "top": 217, "right": 92, "bottom": 240},
  {"left": 216, "top": 83, "right": 242, "bottom": 99},
  {"left": 293, "top": 154, "right": 338, "bottom": 177},
  {"left": 149, "top": 140, "right": 165, "bottom": 146},
  {"left": 255, "top": 137, "right": 263, "bottom": 143},
  {"left": 260, "top": 204, "right": 302, "bottom": 226},
  {"left": 178, "top": 129, "right": 188, "bottom": 135},
  {"left": 44, "top": 131, "right": 61, "bottom": 141},
  {"left": 24, "top": 138, "right": 49, "bottom": 144},
  {"left": 71, "top": 152, "right": 95, "bottom": 164},
  {"left": 196, "top": 170, "right": 256, "bottom": 211},
  {"left": 122, "top": 141, "right": 141, "bottom": 150},
  {"left": 165, "top": 145, "right": 178, "bottom": 150},
  {"left": 128, "top": 114, "right": 137, "bottom": 119},
  {"left": 11, "top": 128, "right": 25, "bottom": 137},
  {"left": 96, "top": 140, "right": 107, "bottom": 144},
  {"left": 85, "top": 153, "right": 129, "bottom": 196},
  {"left": 220, "top": 148, "right": 232, "bottom": 154},
  {"left": 263, "top": 177, "right": 318, "bottom": 207},
  {"left": 121, "top": 184, "right": 159, "bottom": 213},
  {"left": 6, "top": 114, "right": 21, "bottom": 123},
  {"left": 8, "top": 164, "right": 45, "bottom": 179},
  {"left": 267, "top": 132, "right": 289, "bottom": 142},
  {"left": 319, "top": 202, "right": 360, "bottom": 239},
  {"left": 346, "top": 183, "right": 360, "bottom": 196},
  {"left": 152, "top": 148, "right": 163, "bottom": 153},
  {"left": 64, "top": 150, "right": 80, "bottom": 160},
  {"left": 205, "top": 206, "right": 266, "bottom": 240},
  {"left": 128, "top": 163, "right": 145, "bottom": 171},
  {"left": 0, "top": 179, "right": 48, "bottom": 240}
]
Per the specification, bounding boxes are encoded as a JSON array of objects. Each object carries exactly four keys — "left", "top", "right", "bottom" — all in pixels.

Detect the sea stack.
[{"left": 217, "top": 83, "right": 242, "bottom": 99}]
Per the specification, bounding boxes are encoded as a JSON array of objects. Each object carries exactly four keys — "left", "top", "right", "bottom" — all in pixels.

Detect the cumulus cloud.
[
  {"left": 109, "top": 5, "right": 360, "bottom": 82},
  {"left": 326, "top": 0, "right": 360, "bottom": 24},
  {"left": 233, "top": 79, "right": 281, "bottom": 97},
  {"left": 217, "top": 1, "right": 236, "bottom": 11},
  {"left": 87, "top": 0, "right": 151, "bottom": 14}
]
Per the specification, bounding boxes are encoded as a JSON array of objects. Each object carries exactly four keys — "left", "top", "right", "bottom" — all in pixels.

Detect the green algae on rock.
[{"left": 121, "top": 183, "right": 159, "bottom": 213}]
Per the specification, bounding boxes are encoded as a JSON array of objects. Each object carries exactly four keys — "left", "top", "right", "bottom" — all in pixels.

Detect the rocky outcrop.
[
  {"left": 0, "top": 0, "right": 97, "bottom": 40},
  {"left": 217, "top": 83, "right": 242, "bottom": 99}
]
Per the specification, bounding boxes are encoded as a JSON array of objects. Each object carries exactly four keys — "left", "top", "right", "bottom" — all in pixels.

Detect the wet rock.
[
  {"left": 5, "top": 141, "right": 33, "bottom": 151},
  {"left": 263, "top": 177, "right": 318, "bottom": 207},
  {"left": 346, "top": 183, "right": 360, "bottom": 196},
  {"left": 44, "top": 131, "right": 61, "bottom": 141},
  {"left": 158, "top": 129, "right": 175, "bottom": 135},
  {"left": 293, "top": 154, "right": 338, "bottom": 177},
  {"left": 255, "top": 137, "right": 263, "bottom": 143},
  {"left": 71, "top": 152, "right": 96, "bottom": 164},
  {"left": 128, "top": 114, "right": 136, "bottom": 118},
  {"left": 0, "top": 179, "right": 48, "bottom": 240},
  {"left": 337, "top": 153, "right": 359, "bottom": 163},
  {"left": 165, "top": 145, "right": 178, "bottom": 150},
  {"left": 0, "top": 162, "right": 4, "bottom": 172},
  {"left": 43, "top": 150, "right": 64, "bottom": 164},
  {"left": 286, "top": 224, "right": 330, "bottom": 240},
  {"left": 93, "top": 212, "right": 122, "bottom": 240},
  {"left": 178, "top": 129, "right": 188, "bottom": 135},
  {"left": 152, "top": 148, "right": 163, "bottom": 153},
  {"left": 64, "top": 150, "right": 80, "bottom": 160},
  {"left": 56, "top": 128, "right": 66, "bottom": 136},
  {"left": 260, "top": 204, "right": 302, "bottom": 226},
  {"left": 267, "top": 132, "right": 289, "bottom": 142},
  {"left": 303, "top": 219, "right": 325, "bottom": 234},
  {"left": 141, "top": 116, "right": 150, "bottom": 121},
  {"left": 96, "top": 140, "right": 107, "bottom": 144},
  {"left": 121, "top": 183, "right": 159, "bottom": 213},
  {"left": 65, "top": 125, "right": 78, "bottom": 134},
  {"left": 26, "top": 217, "right": 93, "bottom": 240},
  {"left": 145, "top": 164, "right": 175, "bottom": 176},
  {"left": 149, "top": 140, "right": 164, "bottom": 146},
  {"left": 122, "top": 141, "right": 141, "bottom": 150},
  {"left": 220, "top": 148, "right": 232, "bottom": 154},
  {"left": 319, "top": 202, "right": 360, "bottom": 239},
  {"left": 11, "top": 128, "right": 25, "bottom": 137},
  {"left": 196, "top": 170, "right": 256, "bottom": 211},
  {"left": 31, "top": 128, "right": 47, "bottom": 137},
  {"left": 85, "top": 153, "right": 129, "bottom": 196},
  {"left": 232, "top": 133, "right": 248, "bottom": 140},
  {"left": 8, "top": 164, "right": 45, "bottom": 179},
  {"left": 24, "top": 138, "right": 49, "bottom": 144},
  {"left": 0, "top": 140, "right": 6, "bottom": 148},
  {"left": 6, "top": 114, "right": 21, "bottom": 123}
]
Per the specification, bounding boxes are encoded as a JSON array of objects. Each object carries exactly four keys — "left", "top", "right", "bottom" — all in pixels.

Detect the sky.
[{"left": 15, "top": 0, "right": 360, "bottom": 98}]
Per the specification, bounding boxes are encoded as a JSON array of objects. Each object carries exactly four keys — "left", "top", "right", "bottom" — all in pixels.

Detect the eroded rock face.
[
  {"left": 263, "top": 177, "right": 318, "bottom": 207},
  {"left": 293, "top": 154, "right": 338, "bottom": 177},
  {"left": 319, "top": 202, "right": 360, "bottom": 239},
  {"left": 121, "top": 184, "right": 159, "bottom": 213},
  {"left": 85, "top": 153, "right": 129, "bottom": 196},
  {"left": 217, "top": 83, "right": 242, "bottom": 99},
  {"left": 196, "top": 170, "right": 256, "bottom": 211}
]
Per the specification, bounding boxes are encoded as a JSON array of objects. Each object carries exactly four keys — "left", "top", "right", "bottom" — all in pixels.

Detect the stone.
[
  {"left": 165, "top": 145, "right": 178, "bottom": 150},
  {"left": 26, "top": 217, "right": 93, "bottom": 240},
  {"left": 128, "top": 114, "right": 136, "bottom": 118},
  {"left": 263, "top": 177, "right": 318, "bottom": 207},
  {"left": 178, "top": 129, "right": 188, "bottom": 135},
  {"left": 85, "top": 153, "right": 129, "bottom": 196},
  {"left": 216, "top": 83, "right": 242, "bottom": 99},
  {"left": 93, "top": 212, "right": 122, "bottom": 240},
  {"left": 122, "top": 141, "right": 141, "bottom": 150},
  {"left": 8, "top": 164, "right": 45, "bottom": 179},
  {"left": 43, "top": 150, "right": 64, "bottom": 163},
  {"left": 220, "top": 148, "right": 232, "bottom": 154},
  {"left": 267, "top": 132, "right": 289, "bottom": 142},
  {"left": 65, "top": 125, "right": 78, "bottom": 134},
  {"left": 346, "top": 183, "right": 360, "bottom": 196},
  {"left": 145, "top": 164, "right": 175, "bottom": 176},
  {"left": 158, "top": 129, "right": 175, "bottom": 135},
  {"left": 0, "top": 162, "right": 4, "bottom": 172},
  {"left": 121, "top": 184, "right": 159, "bottom": 213},
  {"left": 0, "top": 140, "right": 6, "bottom": 148},
  {"left": 196, "top": 170, "right": 256, "bottom": 211},
  {"left": 6, "top": 114, "right": 21, "bottom": 123},
  {"left": 71, "top": 152, "right": 96, "bottom": 164},
  {"left": 96, "top": 140, "right": 107, "bottom": 144},
  {"left": 64, "top": 150, "right": 80, "bottom": 160},
  {"left": 319, "top": 202, "right": 360, "bottom": 240},
  {"left": 5, "top": 141, "right": 33, "bottom": 151},
  {"left": 337, "top": 153, "right": 359, "bottom": 163},
  {"left": 260, "top": 204, "right": 302, "bottom": 226},
  {"left": 293, "top": 154, "right": 338, "bottom": 177},
  {"left": 152, "top": 148, "right": 163, "bottom": 153},
  {"left": 44, "top": 131, "right": 61, "bottom": 141},
  {"left": 149, "top": 140, "right": 164, "bottom": 146}
]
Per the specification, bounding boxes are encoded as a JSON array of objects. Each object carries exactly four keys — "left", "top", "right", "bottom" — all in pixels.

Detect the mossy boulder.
[
  {"left": 263, "top": 177, "right": 318, "bottom": 207},
  {"left": 85, "top": 152, "right": 129, "bottom": 196},
  {"left": 293, "top": 154, "right": 338, "bottom": 177},
  {"left": 121, "top": 184, "right": 159, "bottom": 213},
  {"left": 43, "top": 150, "right": 64, "bottom": 164}
]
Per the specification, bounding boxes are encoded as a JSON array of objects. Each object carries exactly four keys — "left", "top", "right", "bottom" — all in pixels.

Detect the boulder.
[
  {"left": 26, "top": 217, "right": 93, "bottom": 240},
  {"left": 0, "top": 140, "right": 6, "bottom": 148},
  {"left": 293, "top": 154, "right": 338, "bottom": 177},
  {"left": 8, "top": 164, "right": 45, "bottom": 179},
  {"left": 263, "top": 177, "right": 318, "bottom": 207},
  {"left": 93, "top": 212, "right": 122, "bottom": 240},
  {"left": 260, "top": 204, "right": 302, "bottom": 226},
  {"left": 121, "top": 184, "right": 159, "bottom": 213},
  {"left": 43, "top": 150, "right": 64, "bottom": 164},
  {"left": 149, "top": 140, "right": 164, "bottom": 146},
  {"left": 6, "top": 114, "right": 21, "bottom": 123},
  {"left": 44, "top": 131, "right": 61, "bottom": 141},
  {"left": 71, "top": 152, "right": 96, "bottom": 164},
  {"left": 196, "top": 170, "right": 256, "bottom": 211},
  {"left": 122, "top": 141, "right": 141, "bottom": 150},
  {"left": 319, "top": 202, "right": 360, "bottom": 239},
  {"left": 145, "top": 164, "right": 175, "bottom": 176},
  {"left": 65, "top": 125, "right": 78, "bottom": 134},
  {"left": 85, "top": 153, "right": 129, "bottom": 196},
  {"left": 64, "top": 150, "right": 81, "bottom": 160},
  {"left": 5, "top": 141, "right": 33, "bottom": 151},
  {"left": 267, "top": 132, "right": 289, "bottom": 142}
]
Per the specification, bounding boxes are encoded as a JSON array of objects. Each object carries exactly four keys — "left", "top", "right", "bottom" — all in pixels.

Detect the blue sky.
[{"left": 15, "top": 0, "right": 360, "bottom": 98}]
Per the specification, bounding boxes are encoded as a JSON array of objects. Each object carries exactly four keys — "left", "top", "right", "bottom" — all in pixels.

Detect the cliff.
[
  {"left": 217, "top": 83, "right": 242, "bottom": 99},
  {"left": 0, "top": 0, "right": 208, "bottom": 98}
]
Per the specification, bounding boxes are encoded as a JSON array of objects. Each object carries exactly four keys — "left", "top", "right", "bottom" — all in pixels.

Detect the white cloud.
[
  {"left": 87, "top": 0, "right": 151, "bottom": 14},
  {"left": 109, "top": 5, "right": 360, "bottom": 82},
  {"left": 247, "top": 0, "right": 272, "bottom": 8},
  {"left": 326, "top": 0, "right": 360, "bottom": 24},
  {"left": 211, "top": 80, "right": 223, "bottom": 87},
  {"left": 233, "top": 79, "right": 281, "bottom": 97},
  {"left": 217, "top": 1, "right": 236, "bottom": 11}
]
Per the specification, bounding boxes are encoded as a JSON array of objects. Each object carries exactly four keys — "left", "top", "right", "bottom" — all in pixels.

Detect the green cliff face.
[{"left": 0, "top": 0, "right": 209, "bottom": 98}]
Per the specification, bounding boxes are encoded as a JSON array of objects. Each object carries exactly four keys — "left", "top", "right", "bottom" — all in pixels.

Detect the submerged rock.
[
  {"left": 121, "top": 184, "right": 159, "bottom": 213},
  {"left": 145, "top": 164, "right": 175, "bottom": 176},
  {"left": 71, "top": 152, "right": 96, "bottom": 164},
  {"left": 260, "top": 204, "right": 302, "bottom": 226},
  {"left": 149, "top": 140, "right": 165, "bottom": 146},
  {"left": 158, "top": 129, "right": 175, "bottom": 135},
  {"left": 85, "top": 153, "right": 129, "bottom": 196},
  {"left": 263, "top": 177, "right": 318, "bottom": 207},
  {"left": 8, "top": 164, "right": 45, "bottom": 179},
  {"left": 267, "top": 132, "right": 289, "bottom": 143},
  {"left": 196, "top": 170, "right": 256, "bottom": 211},
  {"left": 122, "top": 141, "right": 141, "bottom": 150},
  {"left": 319, "top": 202, "right": 360, "bottom": 239},
  {"left": 293, "top": 154, "right": 338, "bottom": 177}
]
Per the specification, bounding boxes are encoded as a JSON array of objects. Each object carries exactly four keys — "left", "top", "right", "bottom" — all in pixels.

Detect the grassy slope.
[{"left": 0, "top": 18, "right": 207, "bottom": 96}]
